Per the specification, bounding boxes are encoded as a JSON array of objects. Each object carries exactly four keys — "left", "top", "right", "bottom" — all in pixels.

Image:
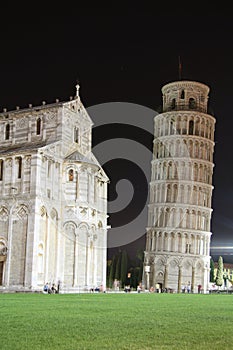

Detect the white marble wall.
[{"left": 0, "top": 90, "right": 109, "bottom": 292}]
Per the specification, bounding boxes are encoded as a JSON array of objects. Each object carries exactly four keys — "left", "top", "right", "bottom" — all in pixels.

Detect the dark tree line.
[{"left": 107, "top": 249, "right": 144, "bottom": 289}]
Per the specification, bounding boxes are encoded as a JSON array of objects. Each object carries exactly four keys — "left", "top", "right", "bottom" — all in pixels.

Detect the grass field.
[{"left": 0, "top": 292, "right": 233, "bottom": 350}]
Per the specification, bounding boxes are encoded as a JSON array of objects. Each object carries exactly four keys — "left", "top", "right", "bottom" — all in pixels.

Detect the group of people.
[
  {"left": 124, "top": 285, "right": 131, "bottom": 293},
  {"left": 43, "top": 281, "right": 60, "bottom": 294},
  {"left": 181, "top": 283, "right": 191, "bottom": 293},
  {"left": 90, "top": 285, "right": 105, "bottom": 293},
  {"left": 181, "top": 283, "right": 203, "bottom": 293}
]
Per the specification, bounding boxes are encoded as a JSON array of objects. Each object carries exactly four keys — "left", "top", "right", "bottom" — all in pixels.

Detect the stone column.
[
  {"left": 152, "top": 231, "right": 155, "bottom": 251},
  {"left": 161, "top": 232, "right": 164, "bottom": 251},
  {"left": 45, "top": 214, "right": 50, "bottom": 283},
  {"left": 194, "top": 235, "right": 197, "bottom": 255},
  {"left": 146, "top": 272, "right": 150, "bottom": 290},
  {"left": 73, "top": 235, "right": 79, "bottom": 287},
  {"left": 181, "top": 233, "right": 185, "bottom": 253},
  {"left": 144, "top": 265, "right": 150, "bottom": 290},
  {"left": 5, "top": 212, "right": 13, "bottom": 286},
  {"left": 10, "top": 157, "right": 15, "bottom": 191},
  {"left": 12, "top": 119, "right": 16, "bottom": 144},
  {"left": 203, "top": 263, "right": 209, "bottom": 294},
  {"left": 28, "top": 119, "right": 32, "bottom": 142},
  {"left": 20, "top": 156, "right": 25, "bottom": 193},
  {"left": 151, "top": 262, "right": 156, "bottom": 288},
  {"left": 146, "top": 232, "right": 150, "bottom": 251},
  {"left": 23, "top": 215, "right": 30, "bottom": 287},
  {"left": 55, "top": 218, "right": 61, "bottom": 284},
  {"left": 192, "top": 266, "right": 195, "bottom": 293},
  {"left": 76, "top": 171, "right": 79, "bottom": 200},
  {"left": 164, "top": 265, "right": 168, "bottom": 289},
  {"left": 178, "top": 266, "right": 182, "bottom": 293},
  {"left": 92, "top": 236, "right": 98, "bottom": 287}
]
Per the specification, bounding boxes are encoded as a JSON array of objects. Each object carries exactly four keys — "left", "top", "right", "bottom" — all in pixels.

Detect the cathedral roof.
[
  {"left": 65, "top": 150, "right": 100, "bottom": 167},
  {"left": 65, "top": 150, "right": 109, "bottom": 181},
  {"left": 0, "top": 141, "right": 49, "bottom": 155}
]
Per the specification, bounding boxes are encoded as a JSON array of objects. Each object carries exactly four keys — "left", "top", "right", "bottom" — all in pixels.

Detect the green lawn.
[{"left": 0, "top": 292, "right": 232, "bottom": 350}]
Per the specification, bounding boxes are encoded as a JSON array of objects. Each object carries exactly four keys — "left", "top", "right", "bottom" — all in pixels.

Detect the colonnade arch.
[
  {"left": 150, "top": 182, "right": 212, "bottom": 207},
  {"left": 154, "top": 138, "right": 214, "bottom": 162},
  {"left": 149, "top": 206, "right": 210, "bottom": 231},
  {"left": 154, "top": 113, "right": 215, "bottom": 140},
  {"left": 152, "top": 159, "right": 213, "bottom": 184},
  {"left": 146, "top": 229, "right": 210, "bottom": 256}
]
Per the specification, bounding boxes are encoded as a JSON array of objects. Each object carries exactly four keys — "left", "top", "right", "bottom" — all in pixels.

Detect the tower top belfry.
[{"left": 162, "top": 80, "right": 209, "bottom": 114}]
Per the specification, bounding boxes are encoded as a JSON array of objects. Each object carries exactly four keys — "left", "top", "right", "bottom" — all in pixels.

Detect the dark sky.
[{"left": 1, "top": 5, "right": 233, "bottom": 261}]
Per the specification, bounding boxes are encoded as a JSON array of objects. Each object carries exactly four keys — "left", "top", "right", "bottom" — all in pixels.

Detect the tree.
[
  {"left": 120, "top": 250, "right": 128, "bottom": 287},
  {"left": 209, "top": 258, "right": 215, "bottom": 283},
  {"left": 131, "top": 266, "right": 141, "bottom": 289},
  {"left": 136, "top": 248, "right": 144, "bottom": 283},
  {"left": 115, "top": 250, "right": 122, "bottom": 281},
  {"left": 215, "top": 256, "right": 224, "bottom": 288},
  {"left": 108, "top": 255, "right": 116, "bottom": 288},
  {"left": 106, "top": 259, "right": 112, "bottom": 287}
]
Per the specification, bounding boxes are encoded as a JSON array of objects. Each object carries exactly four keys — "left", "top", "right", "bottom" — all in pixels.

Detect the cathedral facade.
[
  {"left": 0, "top": 85, "right": 109, "bottom": 293},
  {"left": 144, "top": 80, "right": 216, "bottom": 293}
]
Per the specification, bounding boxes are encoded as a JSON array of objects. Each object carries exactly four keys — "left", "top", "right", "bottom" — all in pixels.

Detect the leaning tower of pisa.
[{"left": 144, "top": 80, "right": 216, "bottom": 293}]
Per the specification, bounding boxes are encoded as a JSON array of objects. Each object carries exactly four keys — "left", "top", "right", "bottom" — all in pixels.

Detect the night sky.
[{"left": 1, "top": 5, "right": 233, "bottom": 262}]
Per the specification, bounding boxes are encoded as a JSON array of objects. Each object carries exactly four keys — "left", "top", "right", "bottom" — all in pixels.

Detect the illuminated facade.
[
  {"left": 144, "top": 80, "right": 216, "bottom": 293},
  {"left": 0, "top": 85, "right": 109, "bottom": 293}
]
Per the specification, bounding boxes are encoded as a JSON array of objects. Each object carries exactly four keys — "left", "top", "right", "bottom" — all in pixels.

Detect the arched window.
[
  {"left": 74, "top": 127, "right": 79, "bottom": 143},
  {"left": 171, "top": 98, "right": 176, "bottom": 109},
  {"left": 36, "top": 118, "right": 41, "bottom": 135},
  {"left": 5, "top": 124, "right": 10, "bottom": 140},
  {"left": 180, "top": 90, "right": 185, "bottom": 99},
  {"left": 188, "top": 120, "right": 194, "bottom": 135},
  {"left": 189, "top": 98, "right": 196, "bottom": 109},
  {"left": 166, "top": 185, "right": 171, "bottom": 202},
  {"left": 173, "top": 184, "right": 178, "bottom": 202},
  {"left": 0, "top": 160, "right": 3, "bottom": 181},
  {"left": 68, "top": 169, "right": 74, "bottom": 181},
  {"left": 17, "top": 157, "right": 22, "bottom": 179},
  {"left": 186, "top": 243, "right": 191, "bottom": 253},
  {"left": 170, "top": 120, "right": 174, "bottom": 135}
]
